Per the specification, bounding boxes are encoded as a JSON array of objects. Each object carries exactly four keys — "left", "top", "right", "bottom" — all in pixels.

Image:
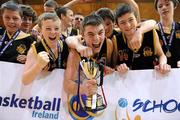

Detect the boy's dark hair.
[
  {"left": 0, "top": 1, "right": 22, "bottom": 17},
  {"left": 81, "top": 14, "right": 104, "bottom": 31},
  {"left": 114, "top": 3, "right": 137, "bottom": 24},
  {"left": 37, "top": 12, "right": 60, "bottom": 28},
  {"left": 44, "top": 0, "right": 59, "bottom": 9},
  {"left": 20, "top": 4, "right": 37, "bottom": 23},
  {"left": 154, "top": 0, "right": 179, "bottom": 10},
  {"left": 96, "top": 7, "right": 115, "bottom": 23},
  {"left": 55, "top": 6, "right": 72, "bottom": 19}
]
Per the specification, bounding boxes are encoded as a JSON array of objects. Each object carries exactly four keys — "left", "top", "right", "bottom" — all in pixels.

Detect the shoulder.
[
  {"left": 16, "top": 31, "right": 35, "bottom": 42},
  {"left": 154, "top": 23, "right": 159, "bottom": 31},
  {"left": 106, "top": 38, "right": 113, "bottom": 47}
]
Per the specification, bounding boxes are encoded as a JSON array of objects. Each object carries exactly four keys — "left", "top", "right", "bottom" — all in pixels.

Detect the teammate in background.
[
  {"left": 154, "top": 0, "right": 180, "bottom": 68},
  {"left": 20, "top": 4, "right": 37, "bottom": 34}
]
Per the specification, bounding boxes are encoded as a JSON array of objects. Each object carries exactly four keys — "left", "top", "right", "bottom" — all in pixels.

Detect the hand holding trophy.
[{"left": 79, "top": 58, "right": 107, "bottom": 111}]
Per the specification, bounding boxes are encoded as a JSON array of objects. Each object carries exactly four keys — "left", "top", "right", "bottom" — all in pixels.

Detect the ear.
[{"left": 61, "top": 14, "right": 66, "bottom": 20}]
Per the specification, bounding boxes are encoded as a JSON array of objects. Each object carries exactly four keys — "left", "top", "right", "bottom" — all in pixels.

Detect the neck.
[
  {"left": 61, "top": 22, "right": 68, "bottom": 32},
  {"left": 44, "top": 39, "right": 58, "bottom": 49},
  {"left": 160, "top": 17, "right": 174, "bottom": 28},
  {"left": 7, "top": 30, "right": 18, "bottom": 36}
]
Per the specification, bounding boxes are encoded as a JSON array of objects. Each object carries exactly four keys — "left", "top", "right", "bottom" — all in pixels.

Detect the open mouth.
[
  {"left": 92, "top": 43, "right": 101, "bottom": 49},
  {"left": 49, "top": 36, "right": 56, "bottom": 41},
  {"left": 7, "top": 25, "right": 16, "bottom": 29}
]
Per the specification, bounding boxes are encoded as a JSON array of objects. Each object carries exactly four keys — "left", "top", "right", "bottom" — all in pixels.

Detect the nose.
[
  {"left": 50, "top": 29, "right": 56, "bottom": 34},
  {"left": 9, "top": 18, "right": 14, "bottom": 23},
  {"left": 125, "top": 22, "right": 131, "bottom": 29},
  {"left": 26, "top": 19, "right": 32, "bottom": 24},
  {"left": 162, "top": 5, "right": 167, "bottom": 10},
  {"left": 94, "top": 34, "right": 100, "bottom": 42}
]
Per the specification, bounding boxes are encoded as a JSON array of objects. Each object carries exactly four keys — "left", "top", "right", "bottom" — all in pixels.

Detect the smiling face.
[
  {"left": 156, "top": 0, "right": 174, "bottom": 19},
  {"left": 21, "top": 16, "right": 33, "bottom": 33},
  {"left": 82, "top": 24, "right": 105, "bottom": 55},
  {"left": 117, "top": 12, "right": 137, "bottom": 37},
  {"left": 2, "top": 9, "right": 22, "bottom": 35},
  {"left": 40, "top": 19, "right": 61, "bottom": 45}
]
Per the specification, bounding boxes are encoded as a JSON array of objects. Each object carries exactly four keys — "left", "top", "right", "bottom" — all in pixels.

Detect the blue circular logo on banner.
[{"left": 118, "top": 98, "right": 128, "bottom": 108}]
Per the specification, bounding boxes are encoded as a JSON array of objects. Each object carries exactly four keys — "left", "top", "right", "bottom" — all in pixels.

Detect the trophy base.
[
  {"left": 85, "top": 104, "right": 106, "bottom": 111},
  {"left": 85, "top": 94, "right": 106, "bottom": 111}
]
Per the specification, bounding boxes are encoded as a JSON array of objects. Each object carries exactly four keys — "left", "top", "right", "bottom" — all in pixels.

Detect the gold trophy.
[{"left": 80, "top": 59, "right": 106, "bottom": 111}]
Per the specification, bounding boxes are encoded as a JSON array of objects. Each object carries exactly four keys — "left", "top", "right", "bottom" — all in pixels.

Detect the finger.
[
  {"left": 154, "top": 65, "right": 160, "bottom": 71},
  {"left": 88, "top": 79, "right": 97, "bottom": 85},
  {"left": 177, "top": 61, "right": 180, "bottom": 68}
]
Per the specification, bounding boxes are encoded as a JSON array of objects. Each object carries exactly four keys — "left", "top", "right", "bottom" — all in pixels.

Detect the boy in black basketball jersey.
[{"left": 114, "top": 4, "right": 171, "bottom": 74}]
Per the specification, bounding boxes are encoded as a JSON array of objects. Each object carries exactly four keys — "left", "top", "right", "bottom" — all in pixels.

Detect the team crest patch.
[
  {"left": 118, "top": 50, "right": 128, "bottom": 61},
  {"left": 143, "top": 47, "right": 153, "bottom": 57},
  {"left": 16, "top": 44, "right": 26, "bottom": 54}
]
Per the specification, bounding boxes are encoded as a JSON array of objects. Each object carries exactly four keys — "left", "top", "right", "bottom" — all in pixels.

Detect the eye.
[
  {"left": 98, "top": 30, "right": 104, "bottom": 35},
  {"left": 129, "top": 18, "right": 134, "bottom": 22},
  {"left": 46, "top": 28, "right": 51, "bottom": 31},
  {"left": 158, "top": 5, "right": 163, "bottom": 9},
  {"left": 55, "top": 27, "right": 59, "bottom": 31},
  {"left": 87, "top": 33, "right": 94, "bottom": 37},
  {"left": 119, "top": 21, "right": 126, "bottom": 25},
  {"left": 13, "top": 17, "right": 19, "bottom": 21},
  {"left": 166, "top": 3, "right": 170, "bottom": 7},
  {"left": 4, "top": 16, "right": 10, "bottom": 20}
]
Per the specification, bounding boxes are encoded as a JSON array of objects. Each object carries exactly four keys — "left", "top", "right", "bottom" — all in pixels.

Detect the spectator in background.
[
  {"left": 0, "top": 1, "right": 35, "bottom": 63},
  {"left": 154, "top": 0, "right": 180, "bottom": 68},
  {"left": 73, "top": 13, "right": 84, "bottom": 33}
]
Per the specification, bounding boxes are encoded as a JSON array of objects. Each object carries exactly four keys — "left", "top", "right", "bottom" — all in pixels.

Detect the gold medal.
[{"left": 166, "top": 50, "right": 171, "bottom": 58}]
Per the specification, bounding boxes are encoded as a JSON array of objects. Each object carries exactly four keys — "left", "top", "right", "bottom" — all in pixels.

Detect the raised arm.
[
  {"left": 21, "top": 47, "right": 49, "bottom": 85},
  {"left": 128, "top": 19, "right": 157, "bottom": 51},
  {"left": 65, "top": 35, "right": 93, "bottom": 57},
  {"left": 63, "top": 0, "right": 92, "bottom": 8}
]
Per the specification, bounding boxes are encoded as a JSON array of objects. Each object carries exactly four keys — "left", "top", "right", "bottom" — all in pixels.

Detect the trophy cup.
[{"left": 79, "top": 58, "right": 106, "bottom": 111}]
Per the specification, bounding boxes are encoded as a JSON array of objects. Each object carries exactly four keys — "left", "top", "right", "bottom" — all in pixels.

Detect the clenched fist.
[{"left": 37, "top": 51, "right": 50, "bottom": 69}]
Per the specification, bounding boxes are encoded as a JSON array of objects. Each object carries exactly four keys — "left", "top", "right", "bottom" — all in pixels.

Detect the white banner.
[{"left": 0, "top": 62, "right": 180, "bottom": 120}]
